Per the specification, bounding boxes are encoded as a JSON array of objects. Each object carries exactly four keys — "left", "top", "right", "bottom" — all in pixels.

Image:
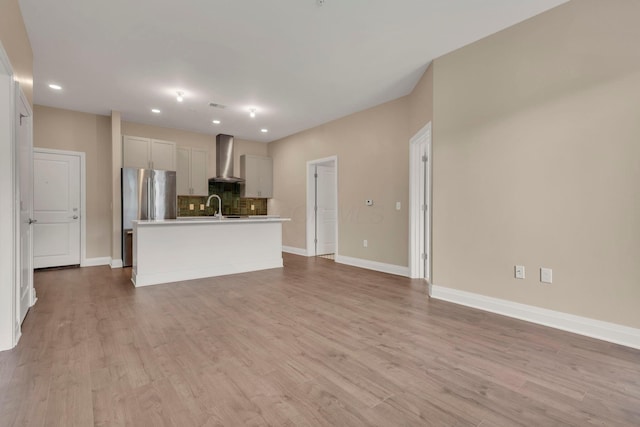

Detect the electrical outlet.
[
  {"left": 514, "top": 265, "right": 525, "bottom": 279},
  {"left": 396, "top": 201, "right": 401, "bottom": 210},
  {"left": 189, "top": 204, "right": 194, "bottom": 210},
  {"left": 199, "top": 204, "right": 205, "bottom": 211},
  {"left": 540, "top": 267, "right": 553, "bottom": 284},
  {"left": 251, "top": 204, "right": 255, "bottom": 211},
  {"left": 363, "top": 239, "right": 368, "bottom": 248}
]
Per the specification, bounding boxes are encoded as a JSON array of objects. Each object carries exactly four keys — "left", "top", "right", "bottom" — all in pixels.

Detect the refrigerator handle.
[
  {"left": 152, "top": 176, "right": 156, "bottom": 219},
  {"left": 147, "top": 177, "right": 152, "bottom": 220}
]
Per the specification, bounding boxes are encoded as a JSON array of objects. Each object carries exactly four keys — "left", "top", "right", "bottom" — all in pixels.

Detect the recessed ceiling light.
[
  {"left": 49, "top": 84, "right": 62, "bottom": 90},
  {"left": 261, "top": 128, "right": 268, "bottom": 133},
  {"left": 151, "top": 109, "right": 161, "bottom": 114},
  {"left": 212, "top": 120, "right": 221, "bottom": 124}
]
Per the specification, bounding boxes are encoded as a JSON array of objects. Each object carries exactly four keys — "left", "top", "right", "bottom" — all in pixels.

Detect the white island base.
[{"left": 132, "top": 218, "right": 289, "bottom": 287}]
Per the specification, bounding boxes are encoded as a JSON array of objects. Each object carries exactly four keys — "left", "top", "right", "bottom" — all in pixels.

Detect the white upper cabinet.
[
  {"left": 176, "top": 147, "right": 208, "bottom": 196},
  {"left": 122, "top": 135, "right": 176, "bottom": 170},
  {"left": 122, "top": 136, "right": 150, "bottom": 169},
  {"left": 190, "top": 149, "right": 209, "bottom": 196},
  {"left": 176, "top": 148, "right": 191, "bottom": 195},
  {"left": 241, "top": 154, "right": 273, "bottom": 198},
  {"left": 150, "top": 139, "right": 176, "bottom": 171}
]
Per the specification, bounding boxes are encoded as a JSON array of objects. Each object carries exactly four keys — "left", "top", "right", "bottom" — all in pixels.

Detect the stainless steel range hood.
[{"left": 209, "top": 134, "right": 244, "bottom": 183}]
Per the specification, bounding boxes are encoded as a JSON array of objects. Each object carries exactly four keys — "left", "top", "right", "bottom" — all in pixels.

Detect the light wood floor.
[{"left": 1, "top": 254, "right": 639, "bottom": 426}]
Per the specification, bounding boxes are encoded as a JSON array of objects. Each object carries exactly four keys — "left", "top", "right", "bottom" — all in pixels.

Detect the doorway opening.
[
  {"left": 1, "top": 44, "right": 17, "bottom": 349},
  {"left": 409, "top": 122, "right": 432, "bottom": 281},
  {"left": 0, "top": 42, "right": 34, "bottom": 350},
  {"left": 306, "top": 156, "right": 338, "bottom": 259}
]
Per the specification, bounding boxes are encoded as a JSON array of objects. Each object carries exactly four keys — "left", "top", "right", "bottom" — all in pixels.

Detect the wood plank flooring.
[{"left": 1, "top": 253, "right": 639, "bottom": 426}]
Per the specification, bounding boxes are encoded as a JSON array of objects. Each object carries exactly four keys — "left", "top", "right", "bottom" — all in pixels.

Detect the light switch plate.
[
  {"left": 189, "top": 204, "right": 194, "bottom": 210},
  {"left": 396, "top": 202, "right": 401, "bottom": 210},
  {"left": 200, "top": 204, "right": 205, "bottom": 210},
  {"left": 515, "top": 265, "right": 525, "bottom": 279},
  {"left": 540, "top": 267, "right": 553, "bottom": 284}
]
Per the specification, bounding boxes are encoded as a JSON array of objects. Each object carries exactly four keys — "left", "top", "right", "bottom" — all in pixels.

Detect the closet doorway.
[
  {"left": 306, "top": 156, "right": 338, "bottom": 259},
  {"left": 409, "top": 123, "right": 431, "bottom": 281}
]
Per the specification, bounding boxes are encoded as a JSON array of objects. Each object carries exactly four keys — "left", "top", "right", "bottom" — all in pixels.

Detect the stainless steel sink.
[
  {"left": 176, "top": 215, "right": 247, "bottom": 221},
  {"left": 176, "top": 214, "right": 284, "bottom": 221},
  {"left": 176, "top": 216, "right": 221, "bottom": 221}
]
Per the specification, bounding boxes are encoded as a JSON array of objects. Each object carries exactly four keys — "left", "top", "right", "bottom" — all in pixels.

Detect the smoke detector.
[{"left": 316, "top": 0, "right": 325, "bottom": 6}]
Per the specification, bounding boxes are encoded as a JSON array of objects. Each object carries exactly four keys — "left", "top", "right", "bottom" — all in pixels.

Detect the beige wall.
[
  {"left": 409, "top": 63, "right": 433, "bottom": 136},
  {"left": 33, "top": 105, "right": 112, "bottom": 258},
  {"left": 121, "top": 122, "right": 267, "bottom": 180},
  {"left": 268, "top": 97, "right": 414, "bottom": 266},
  {"left": 0, "top": 0, "right": 33, "bottom": 104},
  {"left": 432, "top": 0, "right": 640, "bottom": 328},
  {"left": 268, "top": 63, "right": 432, "bottom": 267}
]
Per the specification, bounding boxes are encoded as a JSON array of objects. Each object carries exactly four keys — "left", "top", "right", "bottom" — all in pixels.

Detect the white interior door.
[
  {"left": 315, "top": 164, "right": 337, "bottom": 256},
  {"left": 17, "top": 89, "right": 33, "bottom": 323},
  {"left": 409, "top": 123, "right": 431, "bottom": 281},
  {"left": 33, "top": 151, "right": 81, "bottom": 268}
]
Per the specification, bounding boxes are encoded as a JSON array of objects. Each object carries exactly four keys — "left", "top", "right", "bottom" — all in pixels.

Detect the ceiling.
[{"left": 19, "top": 0, "right": 567, "bottom": 143}]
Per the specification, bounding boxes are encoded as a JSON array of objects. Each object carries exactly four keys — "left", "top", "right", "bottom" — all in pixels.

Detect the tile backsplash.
[
  {"left": 177, "top": 196, "right": 217, "bottom": 216},
  {"left": 177, "top": 182, "right": 267, "bottom": 217}
]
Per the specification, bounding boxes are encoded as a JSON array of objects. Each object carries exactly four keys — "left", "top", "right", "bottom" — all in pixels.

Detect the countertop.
[{"left": 133, "top": 216, "right": 290, "bottom": 226}]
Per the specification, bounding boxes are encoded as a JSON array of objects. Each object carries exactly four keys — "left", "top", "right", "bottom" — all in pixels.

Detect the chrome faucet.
[{"left": 206, "top": 194, "right": 223, "bottom": 218}]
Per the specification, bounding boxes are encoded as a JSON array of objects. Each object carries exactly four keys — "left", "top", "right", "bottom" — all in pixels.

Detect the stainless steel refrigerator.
[{"left": 121, "top": 168, "right": 177, "bottom": 267}]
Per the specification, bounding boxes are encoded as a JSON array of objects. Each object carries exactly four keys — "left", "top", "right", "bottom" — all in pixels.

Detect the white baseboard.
[
  {"left": 81, "top": 256, "right": 111, "bottom": 267},
  {"left": 335, "top": 255, "right": 409, "bottom": 277},
  {"left": 430, "top": 285, "right": 640, "bottom": 350},
  {"left": 110, "top": 258, "right": 123, "bottom": 269},
  {"left": 282, "top": 246, "right": 308, "bottom": 256}
]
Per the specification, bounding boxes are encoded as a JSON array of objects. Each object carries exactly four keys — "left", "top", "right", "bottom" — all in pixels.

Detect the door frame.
[
  {"left": 33, "top": 148, "right": 87, "bottom": 267},
  {"left": 409, "top": 122, "right": 432, "bottom": 280},
  {"left": 306, "top": 156, "right": 338, "bottom": 257},
  {"left": 0, "top": 41, "right": 19, "bottom": 350},
  {"left": 17, "top": 85, "right": 35, "bottom": 328}
]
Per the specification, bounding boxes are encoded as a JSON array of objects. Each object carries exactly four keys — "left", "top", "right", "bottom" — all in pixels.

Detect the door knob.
[
  {"left": 28, "top": 218, "right": 37, "bottom": 224},
  {"left": 72, "top": 215, "right": 79, "bottom": 219}
]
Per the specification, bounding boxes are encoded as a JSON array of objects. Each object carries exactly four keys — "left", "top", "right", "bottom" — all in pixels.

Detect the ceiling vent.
[{"left": 209, "top": 102, "right": 227, "bottom": 109}]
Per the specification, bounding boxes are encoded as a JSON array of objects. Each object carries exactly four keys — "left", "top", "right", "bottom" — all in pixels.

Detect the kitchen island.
[{"left": 131, "top": 217, "right": 290, "bottom": 287}]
